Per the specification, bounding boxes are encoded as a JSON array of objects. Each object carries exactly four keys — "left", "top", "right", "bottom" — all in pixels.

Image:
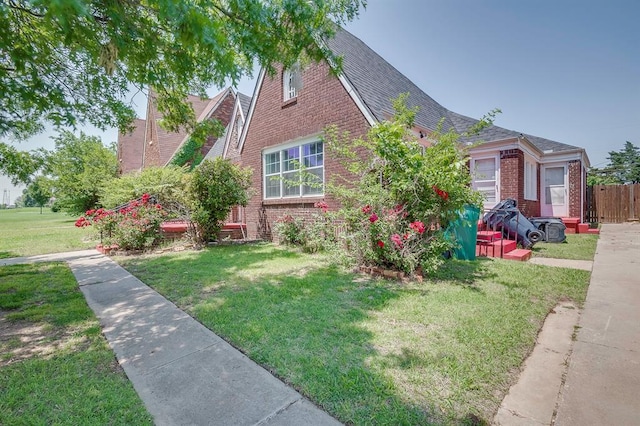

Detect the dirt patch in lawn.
[{"left": 0, "top": 310, "right": 91, "bottom": 366}]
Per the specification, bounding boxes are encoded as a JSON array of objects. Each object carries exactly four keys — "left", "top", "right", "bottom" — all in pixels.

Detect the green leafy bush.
[
  {"left": 187, "top": 158, "right": 252, "bottom": 244},
  {"left": 100, "top": 165, "right": 187, "bottom": 209},
  {"left": 322, "top": 94, "right": 485, "bottom": 275}
]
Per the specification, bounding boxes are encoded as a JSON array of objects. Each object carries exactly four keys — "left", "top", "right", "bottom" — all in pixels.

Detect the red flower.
[
  {"left": 362, "top": 205, "right": 372, "bottom": 214},
  {"left": 141, "top": 193, "right": 151, "bottom": 204},
  {"left": 391, "top": 234, "right": 403, "bottom": 248},
  {"left": 377, "top": 240, "right": 385, "bottom": 248},
  {"left": 314, "top": 201, "right": 329, "bottom": 213},
  {"left": 409, "top": 221, "right": 426, "bottom": 234},
  {"left": 369, "top": 213, "right": 379, "bottom": 223},
  {"left": 432, "top": 185, "right": 449, "bottom": 201},
  {"left": 75, "top": 217, "right": 90, "bottom": 228},
  {"left": 85, "top": 209, "right": 95, "bottom": 216}
]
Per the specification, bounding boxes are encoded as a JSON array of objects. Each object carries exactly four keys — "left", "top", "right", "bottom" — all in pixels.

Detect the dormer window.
[{"left": 283, "top": 63, "right": 302, "bottom": 101}]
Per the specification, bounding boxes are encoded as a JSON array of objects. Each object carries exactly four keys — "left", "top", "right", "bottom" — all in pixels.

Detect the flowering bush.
[
  {"left": 75, "top": 193, "right": 168, "bottom": 251},
  {"left": 273, "top": 214, "right": 306, "bottom": 246},
  {"left": 273, "top": 201, "right": 335, "bottom": 253},
  {"left": 322, "top": 94, "right": 486, "bottom": 275}
]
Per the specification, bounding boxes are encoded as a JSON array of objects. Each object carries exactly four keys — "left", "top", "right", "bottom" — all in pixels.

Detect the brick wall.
[
  {"left": 200, "top": 92, "right": 235, "bottom": 158},
  {"left": 225, "top": 107, "right": 243, "bottom": 164},
  {"left": 568, "top": 159, "right": 583, "bottom": 218},
  {"left": 499, "top": 149, "right": 541, "bottom": 217},
  {"left": 241, "top": 61, "right": 371, "bottom": 239}
]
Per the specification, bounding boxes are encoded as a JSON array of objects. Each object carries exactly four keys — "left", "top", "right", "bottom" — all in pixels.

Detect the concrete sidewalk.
[
  {"left": 2, "top": 250, "right": 340, "bottom": 426},
  {"left": 554, "top": 223, "right": 640, "bottom": 425}
]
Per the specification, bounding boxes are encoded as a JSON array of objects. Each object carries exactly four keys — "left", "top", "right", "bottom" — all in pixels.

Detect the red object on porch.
[
  {"left": 577, "top": 223, "right": 589, "bottom": 234},
  {"left": 161, "top": 222, "right": 189, "bottom": 233}
]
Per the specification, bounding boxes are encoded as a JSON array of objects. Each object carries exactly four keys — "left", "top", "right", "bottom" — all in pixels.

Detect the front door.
[
  {"left": 542, "top": 165, "right": 567, "bottom": 217},
  {"left": 472, "top": 157, "right": 499, "bottom": 211}
]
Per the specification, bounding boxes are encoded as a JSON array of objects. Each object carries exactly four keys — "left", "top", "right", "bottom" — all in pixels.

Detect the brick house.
[
  {"left": 117, "top": 88, "right": 236, "bottom": 174},
  {"left": 236, "top": 27, "right": 590, "bottom": 240}
]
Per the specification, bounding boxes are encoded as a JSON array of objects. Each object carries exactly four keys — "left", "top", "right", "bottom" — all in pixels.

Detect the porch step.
[
  {"left": 503, "top": 248, "right": 532, "bottom": 262},
  {"left": 476, "top": 239, "right": 517, "bottom": 258},
  {"left": 586, "top": 228, "right": 600, "bottom": 235},
  {"left": 561, "top": 217, "right": 580, "bottom": 233},
  {"left": 477, "top": 230, "right": 502, "bottom": 242}
]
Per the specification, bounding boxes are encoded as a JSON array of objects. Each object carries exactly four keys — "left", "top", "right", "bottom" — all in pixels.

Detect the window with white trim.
[
  {"left": 264, "top": 140, "right": 323, "bottom": 199},
  {"left": 283, "top": 63, "right": 302, "bottom": 101},
  {"left": 524, "top": 159, "right": 537, "bottom": 200}
]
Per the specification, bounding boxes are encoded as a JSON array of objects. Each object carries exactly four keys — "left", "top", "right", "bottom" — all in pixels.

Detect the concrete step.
[
  {"left": 476, "top": 239, "right": 518, "bottom": 258},
  {"left": 503, "top": 248, "right": 532, "bottom": 261},
  {"left": 586, "top": 228, "right": 600, "bottom": 235},
  {"left": 477, "top": 230, "right": 502, "bottom": 242}
]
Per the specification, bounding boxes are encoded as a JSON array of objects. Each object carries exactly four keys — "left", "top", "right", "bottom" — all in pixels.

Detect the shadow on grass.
[
  {"left": 0, "top": 251, "right": 20, "bottom": 259},
  {"left": 119, "top": 244, "right": 497, "bottom": 425},
  {"left": 429, "top": 258, "right": 496, "bottom": 289}
]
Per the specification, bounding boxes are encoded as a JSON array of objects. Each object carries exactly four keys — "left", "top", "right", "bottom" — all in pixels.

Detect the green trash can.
[{"left": 446, "top": 204, "right": 480, "bottom": 260}]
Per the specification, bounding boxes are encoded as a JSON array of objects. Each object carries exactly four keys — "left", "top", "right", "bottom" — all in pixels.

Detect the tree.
[
  {"left": 23, "top": 175, "right": 52, "bottom": 213},
  {"left": 45, "top": 131, "right": 118, "bottom": 214},
  {"left": 1, "top": 0, "right": 364, "bottom": 140},
  {"left": 588, "top": 141, "right": 640, "bottom": 185},
  {"left": 0, "top": 142, "right": 45, "bottom": 184}
]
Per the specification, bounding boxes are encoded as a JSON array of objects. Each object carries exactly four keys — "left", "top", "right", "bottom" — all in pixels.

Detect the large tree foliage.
[
  {"left": 1, "top": 0, "right": 364, "bottom": 139},
  {"left": 0, "top": 142, "right": 45, "bottom": 184},
  {"left": 46, "top": 131, "right": 118, "bottom": 214},
  {"left": 588, "top": 141, "right": 640, "bottom": 185}
]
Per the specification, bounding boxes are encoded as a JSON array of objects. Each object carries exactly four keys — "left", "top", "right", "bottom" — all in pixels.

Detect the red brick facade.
[
  {"left": 199, "top": 93, "right": 235, "bottom": 159},
  {"left": 241, "top": 61, "right": 370, "bottom": 239},
  {"left": 568, "top": 159, "right": 583, "bottom": 218},
  {"left": 498, "top": 148, "right": 542, "bottom": 218}
]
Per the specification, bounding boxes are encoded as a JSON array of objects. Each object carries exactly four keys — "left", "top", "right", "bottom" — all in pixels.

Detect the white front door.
[
  {"left": 542, "top": 165, "right": 567, "bottom": 217},
  {"left": 472, "top": 157, "right": 499, "bottom": 211}
]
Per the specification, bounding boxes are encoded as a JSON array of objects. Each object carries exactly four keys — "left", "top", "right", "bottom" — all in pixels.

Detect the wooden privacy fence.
[{"left": 586, "top": 184, "right": 640, "bottom": 223}]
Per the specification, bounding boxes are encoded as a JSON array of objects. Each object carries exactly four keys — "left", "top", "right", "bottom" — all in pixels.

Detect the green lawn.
[
  {"left": 0, "top": 262, "right": 153, "bottom": 425},
  {"left": 531, "top": 233, "right": 599, "bottom": 260},
  {"left": 0, "top": 207, "right": 96, "bottom": 258},
  {"left": 119, "top": 244, "right": 590, "bottom": 424}
]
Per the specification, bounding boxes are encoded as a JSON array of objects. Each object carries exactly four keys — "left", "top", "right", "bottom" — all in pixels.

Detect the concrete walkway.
[
  {"left": 2, "top": 250, "right": 340, "bottom": 426},
  {"left": 554, "top": 223, "right": 640, "bottom": 425}
]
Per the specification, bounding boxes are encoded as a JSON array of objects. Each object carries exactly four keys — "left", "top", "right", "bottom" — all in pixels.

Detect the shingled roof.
[
  {"left": 238, "top": 92, "right": 252, "bottom": 118},
  {"left": 326, "top": 27, "right": 454, "bottom": 132},
  {"left": 327, "top": 27, "right": 582, "bottom": 155},
  {"left": 117, "top": 118, "right": 146, "bottom": 174}
]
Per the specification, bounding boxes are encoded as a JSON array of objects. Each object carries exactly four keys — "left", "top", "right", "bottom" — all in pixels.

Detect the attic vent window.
[{"left": 283, "top": 63, "right": 302, "bottom": 101}]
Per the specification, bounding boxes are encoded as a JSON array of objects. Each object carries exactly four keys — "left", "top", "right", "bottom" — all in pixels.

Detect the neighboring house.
[
  {"left": 237, "top": 27, "right": 590, "bottom": 240},
  {"left": 117, "top": 88, "right": 236, "bottom": 173}
]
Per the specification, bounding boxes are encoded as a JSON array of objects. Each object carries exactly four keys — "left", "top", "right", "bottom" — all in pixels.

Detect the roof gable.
[{"left": 325, "top": 27, "right": 455, "bottom": 132}]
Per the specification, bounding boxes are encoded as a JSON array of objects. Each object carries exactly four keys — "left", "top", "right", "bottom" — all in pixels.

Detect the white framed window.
[
  {"left": 471, "top": 156, "right": 498, "bottom": 208},
  {"left": 283, "top": 63, "right": 302, "bottom": 101},
  {"left": 524, "top": 159, "right": 537, "bottom": 200},
  {"left": 263, "top": 139, "right": 323, "bottom": 199}
]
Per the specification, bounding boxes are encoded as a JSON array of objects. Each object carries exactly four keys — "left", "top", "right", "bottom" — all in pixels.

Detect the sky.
[{"left": 2, "top": 0, "right": 638, "bottom": 204}]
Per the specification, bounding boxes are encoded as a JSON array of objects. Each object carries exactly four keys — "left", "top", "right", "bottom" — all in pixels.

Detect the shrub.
[
  {"left": 75, "top": 194, "right": 168, "bottom": 251},
  {"left": 322, "top": 94, "right": 486, "bottom": 275},
  {"left": 273, "top": 202, "right": 334, "bottom": 253},
  {"left": 187, "top": 158, "right": 252, "bottom": 244},
  {"left": 100, "top": 165, "right": 188, "bottom": 209}
]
